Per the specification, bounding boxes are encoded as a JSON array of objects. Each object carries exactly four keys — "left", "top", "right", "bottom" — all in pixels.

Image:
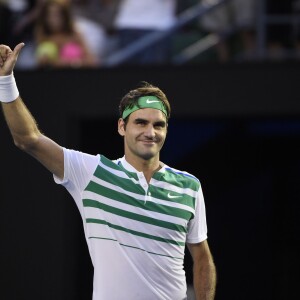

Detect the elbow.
[{"left": 13, "top": 134, "right": 41, "bottom": 153}]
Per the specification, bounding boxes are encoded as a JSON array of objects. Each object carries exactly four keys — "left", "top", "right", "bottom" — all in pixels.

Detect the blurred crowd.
[{"left": 0, "top": 0, "right": 300, "bottom": 69}]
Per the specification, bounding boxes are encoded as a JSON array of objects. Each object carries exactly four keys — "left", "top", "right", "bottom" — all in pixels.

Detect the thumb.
[{"left": 13, "top": 42, "right": 25, "bottom": 59}]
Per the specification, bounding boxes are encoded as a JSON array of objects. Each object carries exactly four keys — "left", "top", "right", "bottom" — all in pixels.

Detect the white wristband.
[{"left": 0, "top": 73, "right": 19, "bottom": 103}]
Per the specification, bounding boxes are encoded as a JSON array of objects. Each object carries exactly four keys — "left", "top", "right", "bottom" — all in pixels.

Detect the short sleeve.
[
  {"left": 53, "top": 148, "right": 99, "bottom": 208},
  {"left": 186, "top": 185, "right": 208, "bottom": 244}
]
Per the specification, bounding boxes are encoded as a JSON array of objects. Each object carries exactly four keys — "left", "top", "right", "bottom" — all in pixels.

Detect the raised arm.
[
  {"left": 0, "top": 43, "right": 64, "bottom": 179},
  {"left": 187, "top": 240, "right": 217, "bottom": 300}
]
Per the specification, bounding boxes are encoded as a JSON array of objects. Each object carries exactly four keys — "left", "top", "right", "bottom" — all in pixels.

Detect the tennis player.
[{"left": 0, "top": 43, "right": 216, "bottom": 300}]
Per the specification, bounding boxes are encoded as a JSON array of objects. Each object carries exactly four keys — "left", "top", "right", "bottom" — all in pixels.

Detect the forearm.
[
  {"left": 0, "top": 68, "right": 42, "bottom": 151},
  {"left": 193, "top": 259, "right": 217, "bottom": 300},
  {"left": 1, "top": 44, "right": 64, "bottom": 178},
  {"left": 1, "top": 97, "right": 42, "bottom": 151}
]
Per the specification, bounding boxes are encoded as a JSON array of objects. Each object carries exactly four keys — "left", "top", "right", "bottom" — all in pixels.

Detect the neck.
[{"left": 125, "top": 154, "right": 162, "bottom": 183}]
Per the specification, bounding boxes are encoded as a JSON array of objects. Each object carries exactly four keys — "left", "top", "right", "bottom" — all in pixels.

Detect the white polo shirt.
[{"left": 55, "top": 148, "right": 207, "bottom": 300}]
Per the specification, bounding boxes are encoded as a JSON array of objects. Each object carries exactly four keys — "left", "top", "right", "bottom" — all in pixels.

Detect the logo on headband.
[{"left": 146, "top": 99, "right": 160, "bottom": 104}]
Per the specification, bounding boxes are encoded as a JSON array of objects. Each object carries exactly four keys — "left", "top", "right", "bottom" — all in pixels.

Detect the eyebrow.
[
  {"left": 134, "top": 118, "right": 147, "bottom": 123},
  {"left": 134, "top": 118, "right": 167, "bottom": 127}
]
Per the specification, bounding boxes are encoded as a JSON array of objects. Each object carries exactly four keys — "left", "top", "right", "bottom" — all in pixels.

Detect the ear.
[{"left": 118, "top": 118, "right": 125, "bottom": 136}]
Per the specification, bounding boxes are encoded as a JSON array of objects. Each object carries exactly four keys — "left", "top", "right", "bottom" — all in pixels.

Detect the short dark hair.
[{"left": 119, "top": 82, "right": 171, "bottom": 122}]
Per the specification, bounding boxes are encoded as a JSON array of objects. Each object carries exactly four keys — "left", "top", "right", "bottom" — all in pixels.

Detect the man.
[{"left": 0, "top": 43, "right": 216, "bottom": 299}]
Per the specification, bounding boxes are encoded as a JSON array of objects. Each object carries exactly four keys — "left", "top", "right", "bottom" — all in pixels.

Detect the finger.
[
  {"left": 0, "top": 53, "right": 5, "bottom": 67},
  {"left": 0, "top": 44, "right": 12, "bottom": 52},
  {"left": 12, "top": 42, "right": 25, "bottom": 59},
  {"left": 0, "top": 45, "right": 12, "bottom": 60}
]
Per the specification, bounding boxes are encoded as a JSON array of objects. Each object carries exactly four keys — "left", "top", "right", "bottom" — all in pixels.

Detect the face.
[
  {"left": 46, "top": 4, "right": 64, "bottom": 32},
  {"left": 118, "top": 108, "right": 167, "bottom": 162}
]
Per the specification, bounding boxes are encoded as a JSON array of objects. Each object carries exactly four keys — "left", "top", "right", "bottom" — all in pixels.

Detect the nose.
[{"left": 144, "top": 124, "right": 155, "bottom": 139}]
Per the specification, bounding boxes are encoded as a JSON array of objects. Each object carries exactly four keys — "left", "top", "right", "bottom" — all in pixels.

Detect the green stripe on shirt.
[
  {"left": 86, "top": 218, "right": 185, "bottom": 247},
  {"left": 85, "top": 181, "right": 193, "bottom": 221},
  {"left": 83, "top": 199, "right": 187, "bottom": 233},
  {"left": 153, "top": 169, "right": 200, "bottom": 192}
]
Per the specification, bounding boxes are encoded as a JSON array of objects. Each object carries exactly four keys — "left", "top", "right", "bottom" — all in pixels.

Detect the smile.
[{"left": 141, "top": 140, "right": 156, "bottom": 144}]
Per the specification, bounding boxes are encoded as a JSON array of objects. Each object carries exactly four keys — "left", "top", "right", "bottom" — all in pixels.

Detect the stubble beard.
[{"left": 131, "top": 138, "right": 164, "bottom": 161}]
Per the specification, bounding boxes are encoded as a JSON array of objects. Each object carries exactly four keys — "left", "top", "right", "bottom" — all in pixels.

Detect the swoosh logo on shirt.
[
  {"left": 146, "top": 99, "right": 160, "bottom": 104},
  {"left": 167, "top": 192, "right": 181, "bottom": 199}
]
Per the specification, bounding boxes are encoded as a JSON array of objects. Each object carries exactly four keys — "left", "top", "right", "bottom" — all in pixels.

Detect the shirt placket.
[{"left": 137, "top": 172, "right": 151, "bottom": 203}]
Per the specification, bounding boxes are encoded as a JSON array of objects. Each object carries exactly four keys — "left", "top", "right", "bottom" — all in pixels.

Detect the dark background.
[{"left": 1, "top": 64, "right": 300, "bottom": 299}]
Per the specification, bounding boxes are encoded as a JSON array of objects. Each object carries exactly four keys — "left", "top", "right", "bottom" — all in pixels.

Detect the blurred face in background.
[{"left": 46, "top": 3, "right": 64, "bottom": 32}]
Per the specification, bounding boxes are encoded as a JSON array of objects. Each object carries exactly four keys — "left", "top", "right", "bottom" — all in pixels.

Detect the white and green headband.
[{"left": 122, "top": 96, "right": 167, "bottom": 119}]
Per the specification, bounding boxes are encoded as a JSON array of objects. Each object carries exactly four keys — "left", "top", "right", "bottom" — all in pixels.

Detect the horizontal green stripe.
[
  {"left": 120, "top": 243, "right": 183, "bottom": 260},
  {"left": 88, "top": 236, "right": 183, "bottom": 260},
  {"left": 92, "top": 165, "right": 144, "bottom": 195},
  {"left": 87, "top": 218, "right": 185, "bottom": 247},
  {"left": 100, "top": 155, "right": 139, "bottom": 181},
  {"left": 83, "top": 199, "right": 187, "bottom": 233},
  {"left": 100, "top": 155, "right": 124, "bottom": 171},
  {"left": 148, "top": 185, "right": 196, "bottom": 209},
  {"left": 85, "top": 181, "right": 193, "bottom": 221},
  {"left": 90, "top": 168, "right": 196, "bottom": 210},
  {"left": 94, "top": 158, "right": 197, "bottom": 210},
  {"left": 153, "top": 169, "right": 200, "bottom": 192},
  {"left": 118, "top": 162, "right": 141, "bottom": 181}
]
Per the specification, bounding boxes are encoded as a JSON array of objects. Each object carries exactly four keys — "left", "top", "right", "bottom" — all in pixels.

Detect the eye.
[
  {"left": 135, "top": 120, "right": 147, "bottom": 126},
  {"left": 154, "top": 122, "right": 166, "bottom": 129}
]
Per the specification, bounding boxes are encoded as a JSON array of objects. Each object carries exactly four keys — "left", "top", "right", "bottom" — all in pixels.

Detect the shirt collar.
[{"left": 119, "top": 156, "right": 166, "bottom": 174}]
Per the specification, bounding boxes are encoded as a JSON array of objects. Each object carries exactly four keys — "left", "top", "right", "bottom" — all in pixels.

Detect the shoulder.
[
  {"left": 64, "top": 148, "right": 99, "bottom": 162},
  {"left": 163, "top": 165, "right": 201, "bottom": 192},
  {"left": 99, "top": 155, "right": 122, "bottom": 169}
]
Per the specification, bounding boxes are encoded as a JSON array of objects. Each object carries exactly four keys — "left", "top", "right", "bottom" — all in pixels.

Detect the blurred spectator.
[
  {"left": 61, "top": 0, "right": 121, "bottom": 63},
  {"left": 113, "top": 0, "right": 177, "bottom": 65},
  {"left": 200, "top": 0, "right": 258, "bottom": 62},
  {"left": 34, "top": 0, "right": 97, "bottom": 68},
  {"left": 69, "top": 0, "right": 120, "bottom": 32}
]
